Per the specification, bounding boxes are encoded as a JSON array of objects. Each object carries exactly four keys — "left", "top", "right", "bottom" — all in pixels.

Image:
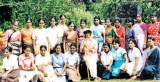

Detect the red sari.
[
  {"left": 116, "top": 26, "right": 125, "bottom": 49},
  {"left": 148, "top": 22, "right": 160, "bottom": 46}
]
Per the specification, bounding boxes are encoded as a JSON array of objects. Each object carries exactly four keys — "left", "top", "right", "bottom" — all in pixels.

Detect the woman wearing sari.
[
  {"left": 147, "top": 13, "right": 160, "bottom": 47},
  {"left": 63, "top": 22, "right": 78, "bottom": 53},
  {"left": 65, "top": 43, "right": 81, "bottom": 82},
  {"left": 90, "top": 16, "right": 105, "bottom": 53},
  {"left": 76, "top": 19, "right": 89, "bottom": 45},
  {"left": 4, "top": 21, "right": 21, "bottom": 56},
  {"left": 50, "top": 44, "right": 67, "bottom": 82},
  {"left": 80, "top": 30, "right": 101, "bottom": 82},
  {"left": 32, "top": 18, "right": 50, "bottom": 56},
  {"left": 114, "top": 17, "right": 125, "bottom": 49},
  {"left": 35, "top": 45, "right": 57, "bottom": 82},
  {"left": 105, "top": 18, "right": 118, "bottom": 47},
  {"left": 140, "top": 37, "right": 160, "bottom": 80},
  {"left": 0, "top": 46, "right": 20, "bottom": 82},
  {"left": 125, "top": 17, "right": 136, "bottom": 52},
  {"left": 21, "top": 18, "right": 34, "bottom": 53}
]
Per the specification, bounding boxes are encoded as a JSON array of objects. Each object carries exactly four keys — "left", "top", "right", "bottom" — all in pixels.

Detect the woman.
[
  {"left": 19, "top": 45, "right": 38, "bottom": 82},
  {"left": 63, "top": 22, "right": 78, "bottom": 53},
  {"left": 140, "top": 37, "right": 160, "bottom": 80},
  {"left": 47, "top": 16, "right": 60, "bottom": 54},
  {"left": 35, "top": 45, "right": 57, "bottom": 82},
  {"left": 111, "top": 39, "right": 128, "bottom": 77},
  {"left": 120, "top": 38, "right": 143, "bottom": 80},
  {"left": 57, "top": 14, "right": 68, "bottom": 53},
  {"left": 65, "top": 43, "right": 81, "bottom": 82},
  {"left": 80, "top": 30, "right": 101, "bottom": 82},
  {"left": 0, "top": 46, "right": 19, "bottom": 82},
  {"left": 114, "top": 17, "right": 125, "bottom": 49},
  {"left": 76, "top": 19, "right": 89, "bottom": 44},
  {"left": 105, "top": 18, "right": 118, "bottom": 47},
  {"left": 21, "top": 18, "right": 34, "bottom": 53},
  {"left": 125, "top": 17, "right": 136, "bottom": 52},
  {"left": 101, "top": 43, "right": 113, "bottom": 80},
  {"left": 90, "top": 16, "right": 105, "bottom": 53},
  {"left": 147, "top": 13, "right": 160, "bottom": 47},
  {"left": 32, "top": 18, "right": 50, "bottom": 55},
  {"left": 4, "top": 21, "right": 21, "bottom": 56},
  {"left": 50, "top": 44, "right": 67, "bottom": 82}
]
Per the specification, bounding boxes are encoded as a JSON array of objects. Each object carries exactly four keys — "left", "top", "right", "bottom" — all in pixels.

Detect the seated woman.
[
  {"left": 120, "top": 38, "right": 143, "bottom": 80},
  {"left": 111, "top": 39, "right": 128, "bottom": 77},
  {"left": 0, "top": 46, "right": 19, "bottom": 82},
  {"left": 140, "top": 37, "right": 160, "bottom": 80},
  {"left": 101, "top": 43, "right": 113, "bottom": 80},
  {"left": 50, "top": 44, "right": 67, "bottom": 82},
  {"left": 35, "top": 45, "right": 57, "bottom": 82},
  {"left": 80, "top": 30, "right": 101, "bottom": 82},
  {"left": 65, "top": 43, "right": 81, "bottom": 82},
  {"left": 19, "top": 45, "right": 38, "bottom": 82}
]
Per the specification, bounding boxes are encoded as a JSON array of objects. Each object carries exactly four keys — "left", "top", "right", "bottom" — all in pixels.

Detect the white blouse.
[
  {"left": 101, "top": 51, "right": 113, "bottom": 65},
  {"left": 2, "top": 54, "right": 19, "bottom": 70}
]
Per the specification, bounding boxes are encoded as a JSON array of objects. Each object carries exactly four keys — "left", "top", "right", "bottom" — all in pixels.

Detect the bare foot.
[
  {"left": 96, "top": 77, "right": 101, "bottom": 81},
  {"left": 94, "top": 79, "right": 99, "bottom": 82},
  {"left": 129, "top": 76, "right": 137, "bottom": 80}
]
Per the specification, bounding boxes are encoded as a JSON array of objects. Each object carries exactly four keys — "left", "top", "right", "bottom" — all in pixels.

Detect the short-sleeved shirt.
[
  {"left": 47, "top": 26, "right": 59, "bottom": 48},
  {"left": 57, "top": 24, "right": 68, "bottom": 43},
  {"left": 128, "top": 47, "right": 143, "bottom": 64},
  {"left": 32, "top": 28, "right": 48, "bottom": 45},
  {"left": 65, "top": 51, "right": 80, "bottom": 66},
  {"left": 19, "top": 53, "right": 34, "bottom": 69},
  {"left": 35, "top": 53, "right": 51, "bottom": 65},
  {"left": 2, "top": 54, "right": 19, "bottom": 70},
  {"left": 101, "top": 51, "right": 113, "bottom": 65},
  {"left": 50, "top": 53, "right": 66, "bottom": 68},
  {"left": 90, "top": 24, "right": 105, "bottom": 42},
  {"left": 111, "top": 47, "right": 126, "bottom": 61}
]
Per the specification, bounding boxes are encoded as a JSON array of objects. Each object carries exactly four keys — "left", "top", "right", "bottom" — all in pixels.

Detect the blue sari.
[{"left": 140, "top": 46, "right": 160, "bottom": 80}]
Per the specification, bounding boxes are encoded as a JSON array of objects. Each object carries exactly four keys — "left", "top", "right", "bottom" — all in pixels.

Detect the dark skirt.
[{"left": 0, "top": 69, "right": 20, "bottom": 82}]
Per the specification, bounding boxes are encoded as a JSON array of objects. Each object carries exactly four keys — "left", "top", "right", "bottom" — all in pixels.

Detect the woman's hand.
[
  {"left": 2, "top": 73, "right": 7, "bottom": 79},
  {"left": 30, "top": 67, "right": 35, "bottom": 71},
  {"left": 76, "top": 71, "right": 80, "bottom": 77},
  {"left": 143, "top": 44, "right": 146, "bottom": 50},
  {"left": 132, "top": 70, "right": 136, "bottom": 76},
  {"left": 122, "top": 65, "right": 127, "bottom": 73}
]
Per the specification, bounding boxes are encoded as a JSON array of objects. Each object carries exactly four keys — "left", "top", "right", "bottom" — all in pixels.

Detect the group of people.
[{"left": 0, "top": 12, "right": 160, "bottom": 82}]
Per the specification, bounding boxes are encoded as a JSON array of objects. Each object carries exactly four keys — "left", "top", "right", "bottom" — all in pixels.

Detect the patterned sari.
[
  {"left": 63, "top": 31, "right": 78, "bottom": 52},
  {"left": 105, "top": 26, "right": 115, "bottom": 44},
  {"left": 5, "top": 29, "right": 21, "bottom": 56},
  {"left": 116, "top": 26, "right": 125, "bottom": 49}
]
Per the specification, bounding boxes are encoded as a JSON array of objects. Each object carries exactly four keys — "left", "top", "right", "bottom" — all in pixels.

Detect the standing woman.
[
  {"left": 80, "top": 30, "right": 101, "bottom": 82},
  {"left": 120, "top": 38, "right": 143, "bottom": 80},
  {"left": 65, "top": 43, "right": 81, "bottom": 82},
  {"left": 21, "top": 18, "right": 34, "bottom": 53},
  {"left": 125, "top": 17, "right": 136, "bottom": 52},
  {"left": 57, "top": 14, "right": 68, "bottom": 53},
  {"left": 111, "top": 39, "right": 128, "bottom": 77},
  {"left": 4, "top": 21, "right": 22, "bottom": 56},
  {"left": 90, "top": 16, "right": 105, "bottom": 53},
  {"left": 0, "top": 46, "right": 19, "bottom": 82},
  {"left": 32, "top": 18, "right": 50, "bottom": 56},
  {"left": 51, "top": 44, "right": 67, "bottom": 82},
  {"left": 63, "top": 22, "right": 78, "bottom": 53},
  {"left": 114, "top": 17, "right": 126, "bottom": 49},
  {"left": 35, "top": 45, "right": 57, "bottom": 82},
  {"left": 147, "top": 13, "right": 160, "bottom": 47},
  {"left": 76, "top": 19, "right": 89, "bottom": 45},
  {"left": 47, "top": 16, "right": 60, "bottom": 54},
  {"left": 140, "top": 37, "right": 160, "bottom": 80},
  {"left": 105, "top": 18, "right": 118, "bottom": 47}
]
